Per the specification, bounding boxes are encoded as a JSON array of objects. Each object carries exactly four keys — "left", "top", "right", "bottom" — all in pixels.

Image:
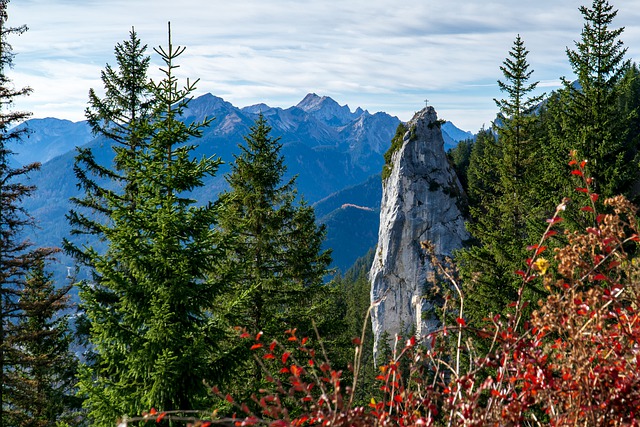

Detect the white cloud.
[{"left": 5, "top": 0, "right": 640, "bottom": 131}]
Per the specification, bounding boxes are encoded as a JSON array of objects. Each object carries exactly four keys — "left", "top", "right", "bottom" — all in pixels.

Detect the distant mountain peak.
[
  {"left": 295, "top": 93, "right": 364, "bottom": 127},
  {"left": 241, "top": 103, "right": 274, "bottom": 115},
  {"left": 296, "top": 93, "right": 337, "bottom": 111}
]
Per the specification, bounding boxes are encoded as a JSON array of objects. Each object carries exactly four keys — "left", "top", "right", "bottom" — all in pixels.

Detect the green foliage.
[
  {"left": 0, "top": 3, "right": 79, "bottom": 426},
  {"left": 447, "top": 138, "right": 474, "bottom": 192},
  {"left": 68, "top": 27, "right": 227, "bottom": 425},
  {"left": 381, "top": 123, "right": 407, "bottom": 180},
  {"left": 328, "top": 249, "right": 380, "bottom": 405},
  {"left": 216, "top": 114, "right": 332, "bottom": 399},
  {"left": 4, "top": 255, "right": 81, "bottom": 427},
  {"left": 543, "top": 0, "right": 635, "bottom": 200},
  {"left": 459, "top": 35, "right": 547, "bottom": 325}
]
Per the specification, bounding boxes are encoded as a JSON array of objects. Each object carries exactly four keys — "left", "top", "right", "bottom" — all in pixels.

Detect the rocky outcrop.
[{"left": 369, "top": 106, "right": 469, "bottom": 359}]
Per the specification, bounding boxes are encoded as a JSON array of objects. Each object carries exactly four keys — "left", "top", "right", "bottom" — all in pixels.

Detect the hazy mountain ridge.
[
  {"left": 9, "top": 118, "right": 93, "bottom": 166},
  {"left": 17, "top": 93, "right": 472, "bottom": 277}
]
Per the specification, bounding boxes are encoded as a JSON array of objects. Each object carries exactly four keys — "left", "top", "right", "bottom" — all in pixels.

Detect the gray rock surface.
[{"left": 369, "top": 106, "right": 469, "bottom": 359}]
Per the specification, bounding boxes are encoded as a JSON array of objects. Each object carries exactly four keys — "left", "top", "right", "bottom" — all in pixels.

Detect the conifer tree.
[
  {"left": 71, "top": 26, "right": 226, "bottom": 425},
  {"left": 66, "top": 27, "right": 153, "bottom": 262},
  {"left": 546, "top": 0, "right": 633, "bottom": 198},
  {"left": 0, "top": 2, "right": 77, "bottom": 425},
  {"left": 217, "top": 114, "right": 331, "bottom": 391},
  {"left": 460, "top": 36, "right": 545, "bottom": 323},
  {"left": 4, "top": 254, "right": 81, "bottom": 427}
]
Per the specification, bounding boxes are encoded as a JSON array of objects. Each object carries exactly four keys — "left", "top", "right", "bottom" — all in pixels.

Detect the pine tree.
[
  {"left": 460, "top": 36, "right": 546, "bottom": 324},
  {"left": 4, "top": 253, "right": 81, "bottom": 427},
  {"left": 217, "top": 114, "right": 331, "bottom": 393},
  {"left": 71, "top": 26, "right": 226, "bottom": 425}
]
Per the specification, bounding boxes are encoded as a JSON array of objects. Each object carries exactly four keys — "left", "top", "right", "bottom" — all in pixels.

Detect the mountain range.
[{"left": 12, "top": 93, "right": 473, "bottom": 280}]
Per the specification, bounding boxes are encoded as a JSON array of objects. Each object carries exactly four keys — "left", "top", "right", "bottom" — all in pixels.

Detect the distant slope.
[
  {"left": 319, "top": 204, "right": 380, "bottom": 274},
  {"left": 8, "top": 118, "right": 93, "bottom": 165},
  {"left": 315, "top": 174, "right": 382, "bottom": 273}
]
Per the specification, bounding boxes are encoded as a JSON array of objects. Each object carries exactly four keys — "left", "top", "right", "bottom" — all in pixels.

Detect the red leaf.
[
  {"left": 352, "top": 337, "right": 362, "bottom": 346},
  {"left": 575, "top": 187, "right": 588, "bottom": 193},
  {"left": 515, "top": 270, "right": 526, "bottom": 277},
  {"left": 301, "top": 337, "right": 308, "bottom": 345},
  {"left": 240, "top": 332, "right": 251, "bottom": 339},
  {"left": 279, "top": 367, "right": 290, "bottom": 374},
  {"left": 456, "top": 317, "right": 466, "bottom": 327},
  {"left": 269, "top": 340, "right": 277, "bottom": 352},
  {"left": 290, "top": 365, "right": 303, "bottom": 377},
  {"left": 593, "top": 273, "right": 608, "bottom": 281},
  {"left": 535, "top": 246, "right": 547, "bottom": 256},
  {"left": 394, "top": 394, "right": 403, "bottom": 403},
  {"left": 546, "top": 217, "right": 563, "bottom": 224},
  {"left": 590, "top": 193, "right": 599, "bottom": 203},
  {"left": 571, "top": 169, "right": 583, "bottom": 176},
  {"left": 255, "top": 331, "right": 263, "bottom": 341},
  {"left": 568, "top": 159, "right": 577, "bottom": 166},
  {"left": 544, "top": 230, "right": 558, "bottom": 239},
  {"left": 149, "top": 408, "right": 158, "bottom": 416},
  {"left": 156, "top": 412, "right": 167, "bottom": 423},
  {"left": 250, "top": 343, "right": 263, "bottom": 351},
  {"left": 226, "top": 394, "right": 234, "bottom": 403},
  {"left": 580, "top": 206, "right": 595, "bottom": 213},
  {"left": 526, "top": 244, "right": 539, "bottom": 250},
  {"left": 282, "top": 352, "right": 291, "bottom": 364},
  {"left": 580, "top": 160, "right": 587, "bottom": 168},
  {"left": 263, "top": 353, "right": 275, "bottom": 360},
  {"left": 596, "top": 214, "right": 606, "bottom": 223}
]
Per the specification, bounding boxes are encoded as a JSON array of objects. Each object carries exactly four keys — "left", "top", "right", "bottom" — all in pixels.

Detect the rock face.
[{"left": 369, "top": 106, "right": 469, "bottom": 358}]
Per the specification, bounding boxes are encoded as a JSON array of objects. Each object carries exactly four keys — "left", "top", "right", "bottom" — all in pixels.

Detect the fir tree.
[
  {"left": 4, "top": 254, "right": 81, "bottom": 427},
  {"left": 547, "top": 0, "right": 633, "bottom": 198},
  {"left": 217, "top": 114, "right": 331, "bottom": 393},
  {"left": 0, "top": 2, "right": 77, "bottom": 425},
  {"left": 71, "top": 26, "right": 226, "bottom": 425},
  {"left": 460, "top": 36, "right": 546, "bottom": 324},
  {"left": 65, "top": 27, "right": 153, "bottom": 263}
]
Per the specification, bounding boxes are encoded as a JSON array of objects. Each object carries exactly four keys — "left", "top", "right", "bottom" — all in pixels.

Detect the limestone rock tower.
[{"left": 369, "top": 106, "right": 469, "bottom": 358}]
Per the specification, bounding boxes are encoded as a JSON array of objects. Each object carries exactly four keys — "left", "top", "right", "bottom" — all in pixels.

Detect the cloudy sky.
[{"left": 7, "top": 0, "right": 640, "bottom": 132}]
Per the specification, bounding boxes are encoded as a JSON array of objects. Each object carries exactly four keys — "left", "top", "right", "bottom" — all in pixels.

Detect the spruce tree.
[
  {"left": 459, "top": 36, "right": 545, "bottom": 324},
  {"left": 71, "top": 26, "right": 226, "bottom": 425},
  {"left": 217, "top": 114, "right": 331, "bottom": 392}
]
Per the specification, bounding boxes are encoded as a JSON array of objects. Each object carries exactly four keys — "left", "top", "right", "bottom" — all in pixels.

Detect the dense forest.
[{"left": 2, "top": 0, "right": 640, "bottom": 425}]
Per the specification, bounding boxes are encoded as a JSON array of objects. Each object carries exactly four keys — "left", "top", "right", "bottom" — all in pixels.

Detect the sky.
[{"left": 6, "top": 0, "right": 640, "bottom": 132}]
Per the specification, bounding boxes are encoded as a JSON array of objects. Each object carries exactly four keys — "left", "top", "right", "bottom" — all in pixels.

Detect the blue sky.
[{"left": 7, "top": 0, "right": 640, "bottom": 132}]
